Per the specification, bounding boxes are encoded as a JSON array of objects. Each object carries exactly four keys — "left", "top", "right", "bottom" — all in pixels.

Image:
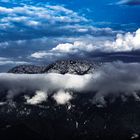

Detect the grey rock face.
[
  {"left": 8, "top": 65, "right": 46, "bottom": 74},
  {"left": 8, "top": 60, "right": 102, "bottom": 75}
]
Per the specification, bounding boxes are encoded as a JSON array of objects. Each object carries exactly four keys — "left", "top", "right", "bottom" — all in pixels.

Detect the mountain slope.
[{"left": 8, "top": 60, "right": 102, "bottom": 75}]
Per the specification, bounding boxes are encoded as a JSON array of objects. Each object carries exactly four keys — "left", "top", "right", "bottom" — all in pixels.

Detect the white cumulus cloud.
[
  {"left": 53, "top": 90, "right": 73, "bottom": 105},
  {"left": 30, "top": 28, "right": 140, "bottom": 60},
  {"left": 25, "top": 90, "right": 47, "bottom": 105},
  {"left": 104, "top": 28, "right": 140, "bottom": 52}
]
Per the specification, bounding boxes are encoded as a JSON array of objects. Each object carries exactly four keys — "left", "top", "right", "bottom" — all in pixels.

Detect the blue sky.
[
  {"left": 54, "top": 0, "right": 140, "bottom": 24},
  {"left": 0, "top": 0, "right": 140, "bottom": 71}
]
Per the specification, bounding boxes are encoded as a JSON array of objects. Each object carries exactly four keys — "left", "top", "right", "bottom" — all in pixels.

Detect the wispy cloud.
[
  {"left": 0, "top": 57, "right": 28, "bottom": 65},
  {"left": 117, "top": 0, "right": 140, "bottom": 6},
  {"left": 0, "top": 0, "right": 121, "bottom": 69},
  {"left": 0, "top": 3, "right": 88, "bottom": 42}
]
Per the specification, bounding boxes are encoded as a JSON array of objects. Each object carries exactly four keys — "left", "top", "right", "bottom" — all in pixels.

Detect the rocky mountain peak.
[{"left": 8, "top": 60, "right": 102, "bottom": 75}]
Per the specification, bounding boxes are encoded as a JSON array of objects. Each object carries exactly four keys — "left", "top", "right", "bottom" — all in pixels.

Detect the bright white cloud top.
[
  {"left": 104, "top": 28, "right": 140, "bottom": 52},
  {"left": 25, "top": 90, "right": 47, "bottom": 105},
  {"left": 31, "top": 28, "right": 140, "bottom": 59},
  {"left": 53, "top": 90, "right": 73, "bottom": 105}
]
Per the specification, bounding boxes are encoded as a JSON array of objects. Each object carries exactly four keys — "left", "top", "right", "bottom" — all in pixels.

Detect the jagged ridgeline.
[{"left": 8, "top": 60, "right": 102, "bottom": 75}]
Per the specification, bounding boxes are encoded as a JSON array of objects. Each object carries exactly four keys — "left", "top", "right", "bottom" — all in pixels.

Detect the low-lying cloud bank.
[{"left": 0, "top": 62, "right": 140, "bottom": 105}]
